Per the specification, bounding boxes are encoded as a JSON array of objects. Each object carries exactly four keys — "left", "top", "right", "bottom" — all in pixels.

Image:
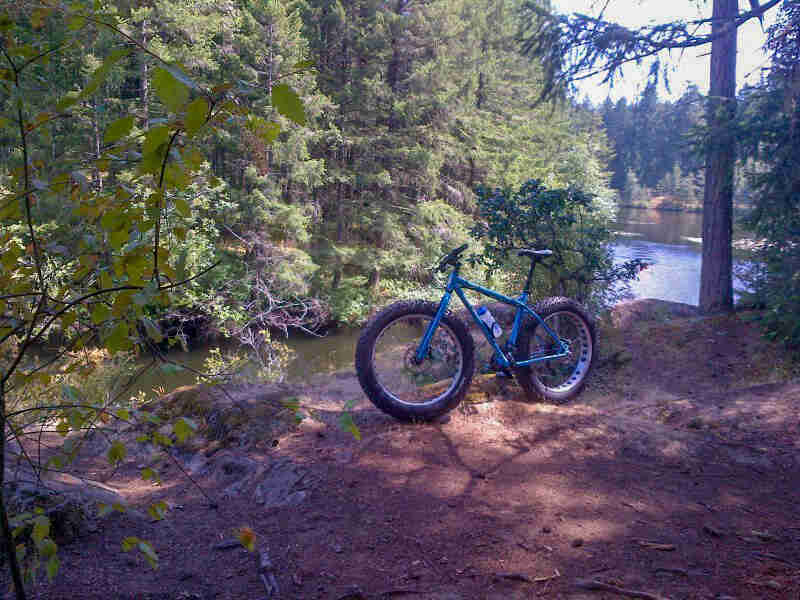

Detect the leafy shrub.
[{"left": 471, "top": 179, "right": 645, "bottom": 309}]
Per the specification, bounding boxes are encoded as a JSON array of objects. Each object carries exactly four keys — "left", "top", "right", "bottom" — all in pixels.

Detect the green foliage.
[
  {"left": 737, "top": 2, "right": 800, "bottom": 349},
  {"left": 9, "top": 511, "right": 60, "bottom": 584},
  {"left": 0, "top": 1, "right": 313, "bottom": 594},
  {"left": 121, "top": 536, "right": 158, "bottom": 569},
  {"left": 599, "top": 85, "right": 706, "bottom": 208},
  {"left": 472, "top": 179, "right": 646, "bottom": 307}
]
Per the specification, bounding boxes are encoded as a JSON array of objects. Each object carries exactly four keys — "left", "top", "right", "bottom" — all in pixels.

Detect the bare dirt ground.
[{"left": 10, "top": 300, "right": 800, "bottom": 600}]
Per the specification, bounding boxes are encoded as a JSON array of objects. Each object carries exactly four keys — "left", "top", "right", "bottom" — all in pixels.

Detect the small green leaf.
[
  {"left": 173, "top": 417, "right": 196, "bottom": 443},
  {"left": 110, "top": 227, "right": 128, "bottom": 251},
  {"left": 105, "top": 322, "right": 131, "bottom": 353},
  {"left": 139, "top": 540, "right": 159, "bottom": 569},
  {"left": 247, "top": 116, "right": 280, "bottom": 144},
  {"left": 153, "top": 66, "right": 190, "bottom": 112},
  {"left": 38, "top": 538, "right": 57, "bottom": 559},
  {"left": 56, "top": 91, "right": 80, "bottom": 111},
  {"left": 97, "top": 503, "right": 113, "bottom": 518},
  {"left": 67, "top": 15, "right": 86, "bottom": 30},
  {"left": 30, "top": 7, "right": 53, "bottom": 29},
  {"left": 46, "top": 555, "right": 60, "bottom": 581},
  {"left": 161, "top": 64, "right": 201, "bottom": 91},
  {"left": 271, "top": 84, "right": 306, "bottom": 126},
  {"left": 174, "top": 196, "right": 191, "bottom": 217},
  {"left": 293, "top": 59, "right": 315, "bottom": 70},
  {"left": 185, "top": 98, "right": 208, "bottom": 136},
  {"left": 142, "top": 125, "right": 170, "bottom": 157},
  {"left": 236, "top": 526, "right": 256, "bottom": 552},
  {"left": 121, "top": 536, "right": 138, "bottom": 552},
  {"left": 81, "top": 49, "right": 130, "bottom": 99},
  {"left": 107, "top": 440, "right": 127, "bottom": 466},
  {"left": 31, "top": 517, "right": 49, "bottom": 544},
  {"left": 152, "top": 431, "right": 173, "bottom": 447},
  {"left": 104, "top": 115, "right": 134, "bottom": 144},
  {"left": 91, "top": 303, "right": 111, "bottom": 324},
  {"left": 338, "top": 412, "right": 361, "bottom": 441},
  {"left": 147, "top": 501, "right": 168, "bottom": 521}
]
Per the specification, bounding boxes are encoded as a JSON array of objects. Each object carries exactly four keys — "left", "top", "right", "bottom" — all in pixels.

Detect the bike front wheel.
[
  {"left": 515, "top": 297, "right": 595, "bottom": 403},
  {"left": 355, "top": 301, "right": 475, "bottom": 421}
]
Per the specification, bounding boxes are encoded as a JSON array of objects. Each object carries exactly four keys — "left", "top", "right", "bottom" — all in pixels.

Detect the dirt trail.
[{"left": 14, "top": 300, "right": 800, "bottom": 600}]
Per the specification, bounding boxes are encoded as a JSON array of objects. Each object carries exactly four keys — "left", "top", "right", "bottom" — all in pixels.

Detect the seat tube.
[{"left": 415, "top": 291, "right": 452, "bottom": 362}]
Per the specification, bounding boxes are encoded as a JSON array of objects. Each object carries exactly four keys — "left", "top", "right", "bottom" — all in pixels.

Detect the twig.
[
  {"left": 575, "top": 579, "right": 669, "bottom": 600},
  {"left": 752, "top": 551, "right": 798, "bottom": 568},
  {"left": 257, "top": 545, "right": 279, "bottom": 599},
  {"left": 652, "top": 566, "right": 688, "bottom": 577},
  {"left": 533, "top": 569, "right": 561, "bottom": 583},
  {"left": 496, "top": 572, "right": 534, "bottom": 583}
]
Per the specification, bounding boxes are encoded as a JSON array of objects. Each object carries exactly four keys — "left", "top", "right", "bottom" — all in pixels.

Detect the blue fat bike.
[{"left": 355, "top": 244, "right": 596, "bottom": 421}]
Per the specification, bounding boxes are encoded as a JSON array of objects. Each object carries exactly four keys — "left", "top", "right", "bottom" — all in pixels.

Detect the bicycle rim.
[
  {"left": 530, "top": 310, "right": 592, "bottom": 395},
  {"left": 370, "top": 315, "right": 464, "bottom": 407}
]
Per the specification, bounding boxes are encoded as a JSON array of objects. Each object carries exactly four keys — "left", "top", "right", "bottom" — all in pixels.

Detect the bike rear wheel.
[
  {"left": 515, "top": 297, "right": 595, "bottom": 403},
  {"left": 355, "top": 301, "right": 475, "bottom": 421}
]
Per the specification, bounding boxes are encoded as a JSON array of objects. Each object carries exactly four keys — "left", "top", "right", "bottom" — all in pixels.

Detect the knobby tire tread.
[
  {"left": 355, "top": 300, "right": 475, "bottom": 422},
  {"left": 514, "top": 296, "right": 596, "bottom": 404}
]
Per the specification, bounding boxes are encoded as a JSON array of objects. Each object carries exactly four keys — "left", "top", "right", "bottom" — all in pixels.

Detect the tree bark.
[
  {"left": 699, "top": 0, "right": 737, "bottom": 313},
  {"left": 0, "top": 382, "right": 27, "bottom": 600}
]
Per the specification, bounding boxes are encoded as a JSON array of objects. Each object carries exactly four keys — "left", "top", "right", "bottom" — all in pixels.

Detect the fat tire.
[
  {"left": 355, "top": 301, "right": 475, "bottom": 422},
  {"left": 514, "top": 297, "right": 596, "bottom": 404}
]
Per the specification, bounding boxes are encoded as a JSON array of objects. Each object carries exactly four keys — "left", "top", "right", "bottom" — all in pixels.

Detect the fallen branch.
[
  {"left": 637, "top": 540, "right": 676, "bottom": 551},
  {"left": 575, "top": 579, "right": 669, "bottom": 600},
  {"left": 652, "top": 566, "right": 688, "bottom": 577},
  {"left": 213, "top": 538, "right": 241, "bottom": 551},
  {"left": 534, "top": 569, "right": 561, "bottom": 583},
  {"left": 752, "top": 551, "right": 798, "bottom": 568},
  {"left": 258, "top": 545, "right": 279, "bottom": 598},
  {"left": 495, "top": 572, "right": 534, "bottom": 583}
]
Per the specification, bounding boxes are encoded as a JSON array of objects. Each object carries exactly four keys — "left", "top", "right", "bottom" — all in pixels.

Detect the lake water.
[
  {"left": 611, "top": 206, "right": 749, "bottom": 306},
  {"left": 137, "top": 206, "right": 733, "bottom": 389},
  {"left": 612, "top": 207, "right": 705, "bottom": 305}
]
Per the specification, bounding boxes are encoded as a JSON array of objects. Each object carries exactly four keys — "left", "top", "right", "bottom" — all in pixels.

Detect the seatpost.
[{"left": 523, "top": 257, "right": 537, "bottom": 293}]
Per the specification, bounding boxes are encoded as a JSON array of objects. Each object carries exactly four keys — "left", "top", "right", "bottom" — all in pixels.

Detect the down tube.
[{"left": 414, "top": 292, "right": 452, "bottom": 363}]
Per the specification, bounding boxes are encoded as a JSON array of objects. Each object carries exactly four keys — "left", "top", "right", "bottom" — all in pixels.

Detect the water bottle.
[{"left": 476, "top": 306, "right": 502, "bottom": 338}]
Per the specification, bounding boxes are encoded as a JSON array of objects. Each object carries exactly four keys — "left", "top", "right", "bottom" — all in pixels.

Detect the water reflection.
[
  {"left": 613, "top": 239, "right": 703, "bottom": 305},
  {"left": 612, "top": 206, "right": 748, "bottom": 306},
  {"left": 613, "top": 207, "right": 703, "bottom": 245}
]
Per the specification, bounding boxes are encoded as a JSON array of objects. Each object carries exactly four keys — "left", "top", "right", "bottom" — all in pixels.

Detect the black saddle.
[{"left": 517, "top": 248, "right": 553, "bottom": 259}]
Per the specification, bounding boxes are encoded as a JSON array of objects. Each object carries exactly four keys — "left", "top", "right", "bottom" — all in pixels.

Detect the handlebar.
[{"left": 437, "top": 244, "right": 468, "bottom": 272}]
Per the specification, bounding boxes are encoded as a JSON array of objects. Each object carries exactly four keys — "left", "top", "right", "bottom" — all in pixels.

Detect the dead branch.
[{"left": 575, "top": 578, "right": 670, "bottom": 600}]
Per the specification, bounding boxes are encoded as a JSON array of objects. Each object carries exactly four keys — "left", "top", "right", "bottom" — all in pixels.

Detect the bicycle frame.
[{"left": 415, "top": 266, "right": 569, "bottom": 369}]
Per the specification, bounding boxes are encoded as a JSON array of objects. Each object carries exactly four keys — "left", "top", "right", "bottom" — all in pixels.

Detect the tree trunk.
[
  {"left": 699, "top": 0, "right": 737, "bottom": 313},
  {"left": 140, "top": 17, "right": 150, "bottom": 124},
  {"left": 0, "top": 383, "right": 27, "bottom": 600},
  {"left": 368, "top": 267, "right": 380, "bottom": 290}
]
